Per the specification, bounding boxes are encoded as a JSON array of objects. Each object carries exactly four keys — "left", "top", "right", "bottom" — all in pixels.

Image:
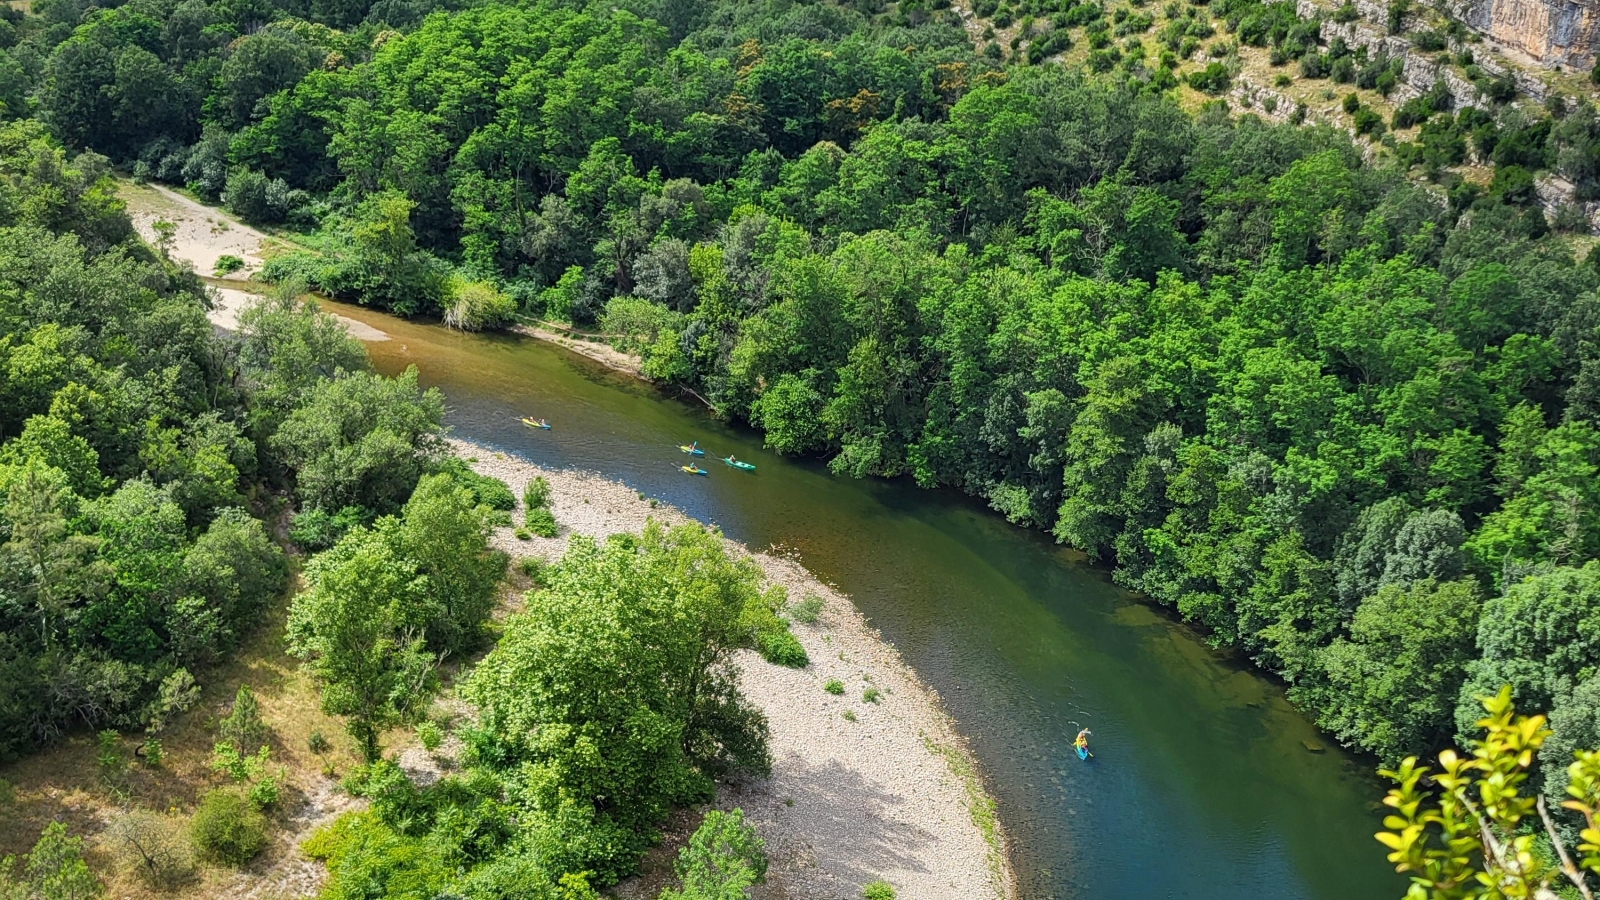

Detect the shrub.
[
  {"left": 1342, "top": 92, "right": 1360, "bottom": 114},
  {"left": 514, "top": 526, "right": 532, "bottom": 540},
  {"left": 1187, "top": 62, "right": 1231, "bottom": 94},
  {"left": 436, "top": 459, "right": 516, "bottom": 510},
  {"left": 789, "top": 593, "right": 825, "bottom": 625},
  {"left": 757, "top": 629, "right": 809, "bottom": 668},
  {"left": 1387, "top": 0, "right": 1411, "bottom": 32},
  {"left": 443, "top": 278, "right": 515, "bottom": 331},
  {"left": 97, "top": 730, "right": 126, "bottom": 791},
  {"left": 863, "top": 687, "right": 881, "bottom": 704},
  {"left": 308, "top": 730, "right": 331, "bottom": 756},
  {"left": 1489, "top": 164, "right": 1535, "bottom": 203},
  {"left": 214, "top": 255, "right": 245, "bottom": 276},
  {"left": 743, "top": 588, "right": 809, "bottom": 667},
  {"left": 863, "top": 880, "right": 896, "bottom": 900},
  {"left": 523, "top": 476, "right": 551, "bottom": 510},
  {"left": 219, "top": 685, "right": 267, "bottom": 754},
  {"left": 107, "top": 810, "right": 195, "bottom": 889},
  {"left": 290, "top": 505, "right": 367, "bottom": 552},
  {"left": 1412, "top": 29, "right": 1446, "bottom": 52},
  {"left": 658, "top": 809, "right": 767, "bottom": 900},
  {"left": 247, "top": 775, "right": 281, "bottom": 811},
  {"left": 1353, "top": 107, "right": 1385, "bottom": 136},
  {"left": 417, "top": 721, "right": 444, "bottom": 752},
  {"left": 1333, "top": 2, "right": 1358, "bottom": 22},
  {"left": 524, "top": 506, "right": 558, "bottom": 538},
  {"left": 140, "top": 737, "right": 163, "bottom": 768},
  {"left": 190, "top": 790, "right": 266, "bottom": 866},
  {"left": 1274, "top": 73, "right": 1292, "bottom": 87},
  {"left": 824, "top": 679, "right": 845, "bottom": 695},
  {"left": 842, "top": 709, "right": 857, "bottom": 721},
  {"left": 517, "top": 556, "right": 546, "bottom": 581},
  {"left": 223, "top": 167, "right": 294, "bottom": 224}
]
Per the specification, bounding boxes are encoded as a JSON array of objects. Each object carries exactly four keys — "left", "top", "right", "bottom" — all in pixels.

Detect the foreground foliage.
[
  {"left": 307, "top": 521, "right": 784, "bottom": 897},
  {"left": 1376, "top": 687, "right": 1600, "bottom": 899}
]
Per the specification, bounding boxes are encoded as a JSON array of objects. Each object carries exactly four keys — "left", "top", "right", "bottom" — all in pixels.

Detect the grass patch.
[
  {"left": 926, "top": 734, "right": 1006, "bottom": 897},
  {"left": 789, "top": 592, "right": 825, "bottom": 625},
  {"left": 823, "top": 678, "right": 845, "bottom": 695}
]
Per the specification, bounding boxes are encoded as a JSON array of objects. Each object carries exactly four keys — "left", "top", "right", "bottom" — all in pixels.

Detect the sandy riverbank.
[{"left": 451, "top": 438, "right": 1015, "bottom": 900}]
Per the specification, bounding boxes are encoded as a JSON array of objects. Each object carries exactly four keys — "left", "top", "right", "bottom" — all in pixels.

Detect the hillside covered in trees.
[{"left": 5, "top": 0, "right": 1600, "bottom": 870}]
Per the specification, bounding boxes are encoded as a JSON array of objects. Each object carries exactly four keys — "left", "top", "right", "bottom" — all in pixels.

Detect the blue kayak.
[{"left": 1076, "top": 744, "right": 1089, "bottom": 760}]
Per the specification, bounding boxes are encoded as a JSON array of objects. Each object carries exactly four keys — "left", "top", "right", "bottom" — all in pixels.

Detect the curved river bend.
[{"left": 323, "top": 300, "right": 1402, "bottom": 900}]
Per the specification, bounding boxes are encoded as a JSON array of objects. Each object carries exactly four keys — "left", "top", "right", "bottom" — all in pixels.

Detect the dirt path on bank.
[
  {"left": 118, "top": 181, "right": 391, "bottom": 341},
  {"left": 454, "top": 440, "right": 1014, "bottom": 900}
]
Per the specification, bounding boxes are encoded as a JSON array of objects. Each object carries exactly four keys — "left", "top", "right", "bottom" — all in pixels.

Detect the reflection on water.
[{"left": 323, "top": 300, "right": 1402, "bottom": 900}]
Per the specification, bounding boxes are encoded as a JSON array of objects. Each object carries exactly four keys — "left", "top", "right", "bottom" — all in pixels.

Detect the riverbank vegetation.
[
  {"left": 0, "top": 113, "right": 819, "bottom": 899},
  {"left": 8, "top": 0, "right": 1580, "bottom": 800},
  {"left": 5, "top": 0, "right": 1600, "bottom": 884}
]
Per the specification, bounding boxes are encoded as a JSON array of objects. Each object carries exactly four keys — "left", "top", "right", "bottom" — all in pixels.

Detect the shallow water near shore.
[{"left": 322, "top": 299, "right": 1403, "bottom": 900}]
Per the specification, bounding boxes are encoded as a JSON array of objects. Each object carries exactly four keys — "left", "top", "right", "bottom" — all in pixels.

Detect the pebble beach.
[{"left": 452, "top": 438, "right": 1015, "bottom": 900}]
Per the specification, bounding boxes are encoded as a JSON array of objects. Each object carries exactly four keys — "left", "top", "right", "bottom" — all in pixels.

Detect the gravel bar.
[{"left": 452, "top": 438, "right": 1016, "bottom": 900}]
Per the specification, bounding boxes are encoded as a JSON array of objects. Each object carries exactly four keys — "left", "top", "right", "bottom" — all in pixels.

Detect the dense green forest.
[
  {"left": 0, "top": 112, "right": 794, "bottom": 899},
  {"left": 6, "top": 0, "right": 1600, "bottom": 884},
  {"left": 5, "top": 0, "right": 1600, "bottom": 786}
]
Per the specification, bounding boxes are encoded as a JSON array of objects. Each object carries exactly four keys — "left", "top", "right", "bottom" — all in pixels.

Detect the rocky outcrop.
[{"left": 1448, "top": 0, "right": 1600, "bottom": 69}]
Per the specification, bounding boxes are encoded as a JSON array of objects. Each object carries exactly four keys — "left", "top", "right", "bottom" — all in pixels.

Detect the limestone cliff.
[{"left": 1448, "top": 0, "right": 1600, "bottom": 68}]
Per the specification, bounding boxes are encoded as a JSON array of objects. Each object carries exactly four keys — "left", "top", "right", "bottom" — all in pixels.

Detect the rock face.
[{"left": 1453, "top": 0, "right": 1600, "bottom": 68}]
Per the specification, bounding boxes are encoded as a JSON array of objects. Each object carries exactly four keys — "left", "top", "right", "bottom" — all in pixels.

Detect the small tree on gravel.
[{"left": 656, "top": 809, "right": 767, "bottom": 900}]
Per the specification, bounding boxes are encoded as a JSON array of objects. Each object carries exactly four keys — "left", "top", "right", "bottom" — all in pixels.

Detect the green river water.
[{"left": 322, "top": 299, "right": 1403, "bottom": 900}]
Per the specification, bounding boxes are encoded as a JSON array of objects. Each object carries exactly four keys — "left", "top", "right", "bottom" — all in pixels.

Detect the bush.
[
  {"left": 1333, "top": 2, "right": 1358, "bottom": 22},
  {"left": 658, "top": 809, "right": 767, "bottom": 900},
  {"left": 214, "top": 255, "right": 245, "bottom": 276},
  {"left": 443, "top": 278, "right": 516, "bottom": 331},
  {"left": 517, "top": 556, "right": 546, "bottom": 581},
  {"left": 789, "top": 593, "right": 825, "bottom": 625},
  {"left": 1342, "top": 92, "right": 1360, "bottom": 114},
  {"left": 863, "top": 881, "right": 896, "bottom": 900},
  {"left": 219, "top": 685, "right": 267, "bottom": 754},
  {"left": 824, "top": 679, "right": 845, "bottom": 695},
  {"left": 290, "top": 505, "right": 367, "bottom": 552},
  {"left": 1412, "top": 30, "right": 1446, "bottom": 52},
  {"left": 417, "top": 721, "right": 444, "bottom": 752},
  {"left": 107, "top": 810, "right": 195, "bottom": 889},
  {"left": 1187, "top": 62, "right": 1231, "bottom": 94},
  {"left": 523, "top": 476, "right": 551, "bottom": 510},
  {"left": 98, "top": 730, "right": 126, "bottom": 790},
  {"left": 743, "top": 588, "right": 809, "bottom": 667},
  {"left": 223, "top": 167, "right": 294, "bottom": 224},
  {"left": 247, "top": 775, "right": 281, "bottom": 811},
  {"left": 189, "top": 790, "right": 267, "bottom": 866},
  {"left": 1353, "top": 107, "right": 1385, "bottom": 136},
  {"left": 514, "top": 526, "right": 532, "bottom": 540},
  {"left": 863, "top": 687, "right": 881, "bottom": 704},
  {"left": 524, "top": 506, "right": 558, "bottom": 538},
  {"left": 757, "top": 629, "right": 809, "bottom": 668},
  {"left": 1387, "top": 0, "right": 1411, "bottom": 32},
  {"left": 436, "top": 459, "right": 516, "bottom": 510}
]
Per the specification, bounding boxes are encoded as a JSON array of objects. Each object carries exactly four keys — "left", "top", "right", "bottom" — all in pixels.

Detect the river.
[{"left": 320, "top": 299, "right": 1403, "bottom": 900}]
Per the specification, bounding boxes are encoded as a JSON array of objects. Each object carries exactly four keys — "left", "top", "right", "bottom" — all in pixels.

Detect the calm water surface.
[{"left": 323, "top": 300, "right": 1403, "bottom": 900}]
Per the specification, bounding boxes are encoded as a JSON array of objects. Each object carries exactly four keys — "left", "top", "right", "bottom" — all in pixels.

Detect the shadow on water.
[{"left": 322, "top": 300, "right": 1403, "bottom": 900}]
